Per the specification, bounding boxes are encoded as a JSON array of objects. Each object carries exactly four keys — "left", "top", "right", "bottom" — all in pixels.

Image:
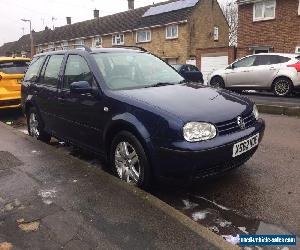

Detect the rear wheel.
[
  {"left": 27, "top": 107, "right": 51, "bottom": 143},
  {"left": 210, "top": 76, "right": 225, "bottom": 88},
  {"left": 272, "top": 77, "right": 293, "bottom": 97},
  {"left": 110, "top": 131, "right": 151, "bottom": 189}
]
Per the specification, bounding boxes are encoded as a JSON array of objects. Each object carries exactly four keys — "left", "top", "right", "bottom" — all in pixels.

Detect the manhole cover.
[{"left": 0, "top": 151, "right": 23, "bottom": 169}]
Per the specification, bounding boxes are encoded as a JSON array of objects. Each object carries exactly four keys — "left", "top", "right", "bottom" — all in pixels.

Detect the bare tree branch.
[{"left": 220, "top": 0, "right": 238, "bottom": 46}]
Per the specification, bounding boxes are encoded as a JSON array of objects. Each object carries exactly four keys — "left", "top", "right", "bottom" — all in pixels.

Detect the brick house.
[
  {"left": 237, "top": 0, "right": 300, "bottom": 58},
  {"left": 0, "top": 0, "right": 228, "bottom": 64}
]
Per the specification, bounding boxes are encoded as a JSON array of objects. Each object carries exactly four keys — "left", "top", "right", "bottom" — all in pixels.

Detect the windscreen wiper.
[{"left": 145, "top": 82, "right": 175, "bottom": 88}]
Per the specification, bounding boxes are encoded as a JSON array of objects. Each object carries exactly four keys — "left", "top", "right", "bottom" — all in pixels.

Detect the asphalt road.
[{"left": 0, "top": 108, "right": 299, "bottom": 248}]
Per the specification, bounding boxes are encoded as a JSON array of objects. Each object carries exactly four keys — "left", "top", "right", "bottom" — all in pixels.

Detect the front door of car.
[
  {"left": 57, "top": 54, "right": 104, "bottom": 151},
  {"left": 225, "top": 55, "right": 256, "bottom": 87},
  {"left": 34, "top": 54, "right": 65, "bottom": 133}
]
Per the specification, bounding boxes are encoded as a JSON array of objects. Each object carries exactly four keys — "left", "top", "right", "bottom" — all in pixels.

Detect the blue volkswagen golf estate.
[{"left": 21, "top": 47, "right": 265, "bottom": 188}]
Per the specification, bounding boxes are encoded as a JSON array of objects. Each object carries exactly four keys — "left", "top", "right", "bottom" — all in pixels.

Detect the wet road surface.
[{"left": 1, "top": 108, "right": 299, "bottom": 248}]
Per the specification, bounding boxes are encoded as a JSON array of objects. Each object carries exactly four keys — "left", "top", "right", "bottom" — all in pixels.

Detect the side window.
[
  {"left": 277, "top": 56, "right": 290, "bottom": 63},
  {"left": 63, "top": 55, "right": 93, "bottom": 89},
  {"left": 41, "top": 55, "right": 64, "bottom": 87},
  {"left": 233, "top": 56, "right": 256, "bottom": 68},
  {"left": 253, "top": 55, "right": 272, "bottom": 66},
  {"left": 190, "top": 65, "right": 199, "bottom": 72},
  {"left": 24, "top": 56, "right": 45, "bottom": 82}
]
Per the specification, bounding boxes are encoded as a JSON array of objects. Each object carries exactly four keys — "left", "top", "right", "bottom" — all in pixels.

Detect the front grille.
[
  {"left": 0, "top": 99, "right": 21, "bottom": 107},
  {"left": 216, "top": 111, "right": 256, "bottom": 136},
  {"left": 195, "top": 147, "right": 257, "bottom": 178}
]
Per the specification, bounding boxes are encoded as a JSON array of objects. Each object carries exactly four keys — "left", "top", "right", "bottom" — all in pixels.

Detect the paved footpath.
[{"left": 0, "top": 123, "right": 236, "bottom": 250}]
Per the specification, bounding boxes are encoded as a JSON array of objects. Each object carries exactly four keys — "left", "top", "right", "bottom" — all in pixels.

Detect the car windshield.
[
  {"left": 92, "top": 52, "right": 184, "bottom": 90},
  {"left": 0, "top": 60, "right": 30, "bottom": 74}
]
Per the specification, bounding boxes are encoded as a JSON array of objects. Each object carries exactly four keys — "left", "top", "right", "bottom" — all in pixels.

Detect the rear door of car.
[
  {"left": 34, "top": 54, "right": 65, "bottom": 132},
  {"left": 57, "top": 53, "right": 103, "bottom": 151},
  {"left": 186, "top": 65, "right": 203, "bottom": 83},
  {"left": 250, "top": 55, "right": 282, "bottom": 87}
]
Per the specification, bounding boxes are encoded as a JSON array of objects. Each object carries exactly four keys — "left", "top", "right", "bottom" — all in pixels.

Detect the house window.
[
  {"left": 112, "top": 34, "right": 124, "bottom": 45},
  {"left": 166, "top": 24, "right": 178, "bottom": 39},
  {"left": 92, "top": 36, "right": 102, "bottom": 47},
  {"left": 61, "top": 41, "right": 69, "bottom": 50},
  {"left": 48, "top": 43, "right": 55, "bottom": 51},
  {"left": 254, "top": 48, "right": 270, "bottom": 54},
  {"left": 253, "top": 0, "right": 276, "bottom": 21},
  {"left": 75, "top": 39, "right": 85, "bottom": 48},
  {"left": 213, "top": 26, "right": 219, "bottom": 41},
  {"left": 136, "top": 30, "right": 151, "bottom": 43}
]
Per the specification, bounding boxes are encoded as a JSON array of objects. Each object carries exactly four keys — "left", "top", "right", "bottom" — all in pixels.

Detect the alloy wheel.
[
  {"left": 274, "top": 80, "right": 290, "bottom": 96},
  {"left": 114, "top": 141, "right": 141, "bottom": 184},
  {"left": 29, "top": 113, "right": 40, "bottom": 138}
]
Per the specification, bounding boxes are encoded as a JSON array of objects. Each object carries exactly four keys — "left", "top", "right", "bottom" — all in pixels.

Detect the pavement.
[{"left": 0, "top": 122, "right": 235, "bottom": 250}]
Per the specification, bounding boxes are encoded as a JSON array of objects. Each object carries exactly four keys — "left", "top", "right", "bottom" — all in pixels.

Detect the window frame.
[
  {"left": 298, "top": 0, "right": 300, "bottom": 15},
  {"left": 253, "top": 0, "right": 276, "bottom": 22},
  {"left": 232, "top": 55, "right": 257, "bottom": 69},
  {"left": 136, "top": 29, "right": 151, "bottom": 43},
  {"left": 92, "top": 36, "right": 102, "bottom": 47},
  {"left": 112, "top": 34, "right": 125, "bottom": 46},
  {"left": 38, "top": 54, "right": 65, "bottom": 87},
  {"left": 62, "top": 54, "right": 94, "bottom": 90},
  {"left": 166, "top": 24, "right": 178, "bottom": 40}
]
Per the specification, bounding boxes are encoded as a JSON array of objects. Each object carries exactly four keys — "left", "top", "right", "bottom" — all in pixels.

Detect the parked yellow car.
[{"left": 0, "top": 57, "right": 31, "bottom": 109}]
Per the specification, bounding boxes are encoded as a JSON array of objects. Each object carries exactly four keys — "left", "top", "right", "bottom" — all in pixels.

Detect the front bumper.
[{"left": 152, "top": 119, "right": 265, "bottom": 179}]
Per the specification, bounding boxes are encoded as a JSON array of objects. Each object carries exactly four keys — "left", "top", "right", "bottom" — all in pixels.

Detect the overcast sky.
[{"left": 0, "top": 0, "right": 227, "bottom": 46}]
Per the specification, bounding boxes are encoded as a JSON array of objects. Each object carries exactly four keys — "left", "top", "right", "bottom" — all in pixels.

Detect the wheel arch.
[
  {"left": 103, "top": 114, "right": 152, "bottom": 163},
  {"left": 271, "top": 75, "right": 294, "bottom": 88}
]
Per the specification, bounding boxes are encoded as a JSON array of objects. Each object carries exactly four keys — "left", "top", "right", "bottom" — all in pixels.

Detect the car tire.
[
  {"left": 27, "top": 107, "right": 51, "bottom": 143},
  {"left": 272, "top": 77, "right": 293, "bottom": 97},
  {"left": 110, "top": 131, "right": 151, "bottom": 189},
  {"left": 210, "top": 76, "right": 225, "bottom": 88}
]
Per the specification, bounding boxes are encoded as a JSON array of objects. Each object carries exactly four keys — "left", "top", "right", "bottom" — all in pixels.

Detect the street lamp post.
[{"left": 21, "top": 19, "right": 34, "bottom": 58}]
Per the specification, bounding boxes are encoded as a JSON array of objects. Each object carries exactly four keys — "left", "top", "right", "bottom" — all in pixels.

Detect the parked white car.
[{"left": 208, "top": 53, "right": 300, "bottom": 96}]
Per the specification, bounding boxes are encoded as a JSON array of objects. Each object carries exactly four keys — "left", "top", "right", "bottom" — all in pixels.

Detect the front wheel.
[
  {"left": 27, "top": 107, "right": 51, "bottom": 143},
  {"left": 272, "top": 77, "right": 293, "bottom": 97},
  {"left": 110, "top": 131, "right": 151, "bottom": 189},
  {"left": 210, "top": 76, "right": 225, "bottom": 88}
]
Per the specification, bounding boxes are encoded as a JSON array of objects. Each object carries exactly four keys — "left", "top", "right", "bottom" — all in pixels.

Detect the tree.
[{"left": 221, "top": 0, "right": 238, "bottom": 46}]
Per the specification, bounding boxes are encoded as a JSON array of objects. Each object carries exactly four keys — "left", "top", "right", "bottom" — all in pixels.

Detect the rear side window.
[
  {"left": 24, "top": 57, "right": 45, "bottom": 82},
  {"left": 0, "top": 60, "right": 30, "bottom": 74},
  {"left": 277, "top": 56, "right": 290, "bottom": 63},
  {"left": 63, "top": 55, "right": 93, "bottom": 89},
  {"left": 253, "top": 55, "right": 290, "bottom": 66},
  {"left": 40, "top": 55, "right": 64, "bottom": 87},
  {"left": 296, "top": 56, "right": 300, "bottom": 61},
  {"left": 189, "top": 65, "right": 199, "bottom": 72}
]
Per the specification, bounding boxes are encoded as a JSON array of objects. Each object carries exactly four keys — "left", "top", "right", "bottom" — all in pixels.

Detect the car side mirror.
[{"left": 70, "top": 81, "right": 92, "bottom": 94}]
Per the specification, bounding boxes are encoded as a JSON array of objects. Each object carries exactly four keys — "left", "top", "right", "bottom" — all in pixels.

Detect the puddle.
[{"left": 38, "top": 188, "right": 57, "bottom": 205}]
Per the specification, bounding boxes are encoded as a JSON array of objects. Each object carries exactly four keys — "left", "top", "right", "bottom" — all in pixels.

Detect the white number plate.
[{"left": 232, "top": 133, "right": 259, "bottom": 158}]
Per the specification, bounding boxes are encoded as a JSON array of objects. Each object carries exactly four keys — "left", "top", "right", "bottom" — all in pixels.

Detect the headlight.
[
  {"left": 183, "top": 122, "right": 217, "bottom": 142},
  {"left": 253, "top": 104, "right": 259, "bottom": 120}
]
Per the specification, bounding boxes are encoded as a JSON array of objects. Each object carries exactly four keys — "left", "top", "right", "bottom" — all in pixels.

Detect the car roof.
[
  {"left": 34, "top": 47, "right": 144, "bottom": 57},
  {"left": 252, "top": 53, "right": 299, "bottom": 57},
  {"left": 0, "top": 56, "right": 31, "bottom": 62}
]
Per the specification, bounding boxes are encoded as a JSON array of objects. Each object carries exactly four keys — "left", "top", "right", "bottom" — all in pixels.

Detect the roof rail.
[{"left": 113, "top": 45, "right": 148, "bottom": 52}]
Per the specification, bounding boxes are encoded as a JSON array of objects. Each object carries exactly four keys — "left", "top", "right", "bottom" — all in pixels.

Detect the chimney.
[
  {"left": 128, "top": 0, "right": 134, "bottom": 10},
  {"left": 66, "top": 17, "right": 71, "bottom": 25},
  {"left": 94, "top": 9, "right": 99, "bottom": 18}
]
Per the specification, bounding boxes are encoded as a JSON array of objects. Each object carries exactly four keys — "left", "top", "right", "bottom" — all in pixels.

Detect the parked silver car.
[{"left": 209, "top": 53, "right": 300, "bottom": 96}]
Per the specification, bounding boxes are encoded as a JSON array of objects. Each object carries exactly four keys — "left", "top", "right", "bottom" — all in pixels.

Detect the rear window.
[
  {"left": 296, "top": 56, "right": 300, "bottom": 61},
  {"left": 0, "top": 60, "right": 30, "bottom": 74}
]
